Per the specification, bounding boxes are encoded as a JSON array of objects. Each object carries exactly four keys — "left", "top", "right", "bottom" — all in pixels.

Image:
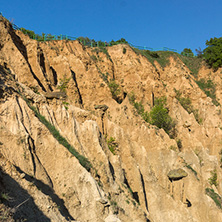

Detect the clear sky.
[{"left": 1, "top": 0, "right": 221, "bottom": 54}]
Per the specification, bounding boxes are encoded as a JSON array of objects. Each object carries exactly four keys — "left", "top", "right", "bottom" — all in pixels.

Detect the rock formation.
[{"left": 1, "top": 15, "right": 222, "bottom": 221}]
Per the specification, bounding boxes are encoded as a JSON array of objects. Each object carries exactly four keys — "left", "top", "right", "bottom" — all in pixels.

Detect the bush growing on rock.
[
  {"left": 128, "top": 93, "right": 176, "bottom": 138},
  {"left": 208, "top": 169, "right": 218, "bottom": 187},
  {"left": 108, "top": 80, "right": 121, "bottom": 103},
  {"left": 57, "top": 75, "right": 71, "bottom": 93},
  {"left": 149, "top": 97, "right": 176, "bottom": 138}
]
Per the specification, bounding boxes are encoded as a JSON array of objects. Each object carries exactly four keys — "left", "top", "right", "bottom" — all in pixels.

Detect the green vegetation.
[
  {"left": 176, "top": 139, "right": 182, "bottom": 150},
  {"left": 132, "top": 200, "right": 136, "bottom": 206},
  {"left": 149, "top": 97, "right": 176, "bottom": 138},
  {"left": 110, "top": 38, "right": 128, "bottom": 45},
  {"left": 77, "top": 37, "right": 95, "bottom": 45},
  {"left": 128, "top": 93, "right": 176, "bottom": 138},
  {"left": 19, "top": 24, "right": 128, "bottom": 49},
  {"left": 178, "top": 55, "right": 203, "bottom": 78},
  {"left": 219, "top": 149, "right": 222, "bottom": 168},
  {"left": 184, "top": 163, "right": 199, "bottom": 180},
  {"left": 175, "top": 89, "right": 202, "bottom": 124},
  {"left": 195, "top": 47, "right": 204, "bottom": 58},
  {"left": 205, "top": 188, "right": 222, "bottom": 209},
  {"left": 131, "top": 48, "right": 174, "bottom": 68},
  {"left": 0, "top": 193, "right": 10, "bottom": 202},
  {"left": 90, "top": 55, "right": 97, "bottom": 62},
  {"left": 110, "top": 200, "right": 117, "bottom": 206},
  {"left": 208, "top": 169, "right": 218, "bottom": 187},
  {"left": 57, "top": 75, "right": 71, "bottom": 93},
  {"left": 78, "top": 37, "right": 128, "bottom": 47},
  {"left": 92, "top": 46, "right": 112, "bottom": 61},
  {"left": 23, "top": 97, "right": 91, "bottom": 172},
  {"left": 99, "top": 72, "right": 122, "bottom": 103},
  {"left": 20, "top": 27, "right": 55, "bottom": 41},
  {"left": 62, "top": 101, "right": 70, "bottom": 110},
  {"left": 99, "top": 71, "right": 109, "bottom": 83},
  {"left": 20, "top": 27, "right": 36, "bottom": 39},
  {"left": 106, "top": 136, "right": 118, "bottom": 155},
  {"left": 123, "top": 47, "right": 126, "bottom": 54},
  {"left": 169, "top": 145, "right": 177, "bottom": 151},
  {"left": 203, "top": 37, "right": 222, "bottom": 70},
  {"left": 128, "top": 92, "right": 149, "bottom": 121},
  {"left": 181, "top": 48, "right": 194, "bottom": 57},
  {"left": 108, "top": 195, "right": 125, "bottom": 215},
  {"left": 195, "top": 78, "right": 220, "bottom": 106},
  {"left": 30, "top": 86, "right": 40, "bottom": 94},
  {"left": 131, "top": 46, "right": 203, "bottom": 77},
  {"left": 108, "top": 80, "right": 121, "bottom": 103}
]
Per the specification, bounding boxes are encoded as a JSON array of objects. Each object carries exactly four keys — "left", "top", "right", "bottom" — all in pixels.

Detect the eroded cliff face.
[{"left": 1, "top": 16, "right": 222, "bottom": 221}]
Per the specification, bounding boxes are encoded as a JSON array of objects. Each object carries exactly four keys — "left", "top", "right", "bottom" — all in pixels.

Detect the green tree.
[
  {"left": 110, "top": 38, "right": 128, "bottom": 46},
  {"left": 203, "top": 37, "right": 222, "bottom": 70},
  {"left": 77, "top": 37, "right": 92, "bottom": 45},
  {"left": 181, "top": 48, "right": 194, "bottom": 57},
  {"left": 115, "top": 38, "right": 128, "bottom": 44}
]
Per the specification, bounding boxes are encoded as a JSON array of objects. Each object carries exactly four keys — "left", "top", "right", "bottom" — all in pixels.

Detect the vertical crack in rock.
[
  {"left": 151, "top": 92, "right": 155, "bottom": 107},
  {"left": 38, "top": 47, "right": 46, "bottom": 75},
  {"left": 139, "top": 169, "right": 149, "bottom": 212},
  {"left": 15, "top": 96, "right": 36, "bottom": 175},
  {"left": 95, "top": 105, "right": 108, "bottom": 136},
  {"left": 71, "top": 70, "right": 83, "bottom": 107},
  {"left": 123, "top": 169, "right": 140, "bottom": 204},
  {"left": 101, "top": 112, "right": 105, "bottom": 135},
  {"left": 50, "top": 66, "right": 58, "bottom": 86},
  {"left": 27, "top": 135, "right": 53, "bottom": 188},
  {"left": 8, "top": 28, "right": 47, "bottom": 92},
  {"left": 37, "top": 45, "right": 53, "bottom": 91},
  {"left": 15, "top": 96, "right": 53, "bottom": 188},
  {"left": 71, "top": 113, "right": 87, "bottom": 156},
  {"left": 108, "top": 161, "right": 115, "bottom": 181},
  {"left": 26, "top": 135, "right": 37, "bottom": 175}
]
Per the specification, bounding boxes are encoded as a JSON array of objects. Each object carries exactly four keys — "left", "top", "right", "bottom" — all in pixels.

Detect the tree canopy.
[
  {"left": 181, "top": 48, "right": 194, "bottom": 57},
  {"left": 203, "top": 37, "right": 222, "bottom": 70}
]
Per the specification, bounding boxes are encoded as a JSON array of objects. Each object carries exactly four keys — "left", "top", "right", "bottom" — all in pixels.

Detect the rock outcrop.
[{"left": 1, "top": 15, "right": 222, "bottom": 221}]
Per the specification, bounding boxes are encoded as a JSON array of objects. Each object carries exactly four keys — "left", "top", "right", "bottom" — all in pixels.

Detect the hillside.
[{"left": 1, "top": 15, "right": 222, "bottom": 222}]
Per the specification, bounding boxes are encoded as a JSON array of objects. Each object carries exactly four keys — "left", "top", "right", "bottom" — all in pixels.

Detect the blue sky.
[{"left": 1, "top": 0, "right": 221, "bottom": 53}]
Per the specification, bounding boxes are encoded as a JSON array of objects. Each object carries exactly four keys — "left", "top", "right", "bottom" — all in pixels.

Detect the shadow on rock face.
[
  {"left": 0, "top": 165, "right": 51, "bottom": 222},
  {"left": 14, "top": 165, "right": 74, "bottom": 221}
]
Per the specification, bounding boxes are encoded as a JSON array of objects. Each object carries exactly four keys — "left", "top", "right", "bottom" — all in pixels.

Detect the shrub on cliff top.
[{"left": 203, "top": 37, "right": 222, "bottom": 71}]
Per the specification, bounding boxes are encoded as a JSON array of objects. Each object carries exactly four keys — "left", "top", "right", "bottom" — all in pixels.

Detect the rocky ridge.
[{"left": 1, "top": 15, "right": 222, "bottom": 221}]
